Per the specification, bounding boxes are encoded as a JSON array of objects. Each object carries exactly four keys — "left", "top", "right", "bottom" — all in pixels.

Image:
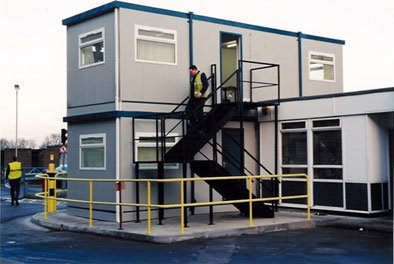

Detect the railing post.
[
  {"left": 44, "top": 176, "right": 48, "bottom": 220},
  {"left": 248, "top": 176, "right": 253, "bottom": 227},
  {"left": 89, "top": 180, "right": 93, "bottom": 228},
  {"left": 135, "top": 163, "right": 140, "bottom": 223},
  {"left": 180, "top": 180, "right": 185, "bottom": 234},
  {"left": 118, "top": 181, "right": 123, "bottom": 230},
  {"left": 306, "top": 175, "right": 311, "bottom": 221},
  {"left": 147, "top": 181, "right": 151, "bottom": 235}
]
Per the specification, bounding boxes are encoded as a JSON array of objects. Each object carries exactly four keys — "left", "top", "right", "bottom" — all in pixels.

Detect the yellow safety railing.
[{"left": 36, "top": 173, "right": 310, "bottom": 236}]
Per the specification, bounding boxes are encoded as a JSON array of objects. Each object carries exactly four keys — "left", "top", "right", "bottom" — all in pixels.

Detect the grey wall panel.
[
  {"left": 301, "top": 39, "right": 343, "bottom": 96},
  {"left": 119, "top": 8, "right": 190, "bottom": 111},
  {"left": 193, "top": 20, "right": 300, "bottom": 101},
  {"left": 67, "top": 120, "right": 116, "bottom": 220},
  {"left": 67, "top": 12, "right": 115, "bottom": 108}
]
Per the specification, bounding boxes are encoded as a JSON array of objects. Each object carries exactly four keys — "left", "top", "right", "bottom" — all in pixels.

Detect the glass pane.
[
  {"left": 81, "top": 147, "right": 104, "bottom": 168},
  {"left": 282, "top": 167, "right": 307, "bottom": 174},
  {"left": 81, "top": 136, "right": 103, "bottom": 145},
  {"left": 282, "top": 122, "right": 306, "bottom": 130},
  {"left": 137, "top": 147, "right": 171, "bottom": 161},
  {"left": 139, "top": 136, "right": 176, "bottom": 143},
  {"left": 311, "top": 54, "right": 334, "bottom": 62},
  {"left": 80, "top": 42, "right": 104, "bottom": 66},
  {"left": 138, "top": 29, "right": 174, "bottom": 40},
  {"left": 313, "top": 130, "right": 342, "bottom": 165},
  {"left": 324, "top": 64, "right": 334, "bottom": 81},
  {"left": 282, "top": 132, "right": 307, "bottom": 165},
  {"left": 310, "top": 62, "right": 334, "bottom": 81},
  {"left": 314, "top": 168, "right": 342, "bottom": 179},
  {"left": 313, "top": 119, "right": 339, "bottom": 127},
  {"left": 81, "top": 32, "right": 102, "bottom": 44},
  {"left": 137, "top": 39, "right": 175, "bottom": 63},
  {"left": 282, "top": 167, "right": 307, "bottom": 179}
]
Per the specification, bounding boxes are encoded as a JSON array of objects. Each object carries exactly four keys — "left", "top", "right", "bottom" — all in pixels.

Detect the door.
[
  {"left": 220, "top": 32, "right": 242, "bottom": 102},
  {"left": 222, "top": 128, "right": 242, "bottom": 175}
]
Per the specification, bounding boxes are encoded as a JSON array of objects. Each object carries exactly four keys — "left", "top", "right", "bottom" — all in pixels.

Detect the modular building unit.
[{"left": 63, "top": 1, "right": 392, "bottom": 221}]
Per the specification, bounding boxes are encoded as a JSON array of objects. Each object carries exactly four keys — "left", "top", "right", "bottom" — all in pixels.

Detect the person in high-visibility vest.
[
  {"left": 6, "top": 156, "right": 22, "bottom": 206},
  {"left": 186, "top": 65, "right": 209, "bottom": 130}
]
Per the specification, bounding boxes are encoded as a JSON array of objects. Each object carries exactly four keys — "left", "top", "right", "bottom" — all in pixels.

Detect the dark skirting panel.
[
  {"left": 314, "top": 182, "right": 343, "bottom": 208},
  {"left": 371, "top": 183, "right": 382, "bottom": 211},
  {"left": 282, "top": 180, "right": 307, "bottom": 204},
  {"left": 345, "top": 183, "right": 368, "bottom": 211}
]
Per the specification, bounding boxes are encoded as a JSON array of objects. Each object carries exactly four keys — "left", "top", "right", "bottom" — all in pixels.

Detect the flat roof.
[{"left": 62, "top": 1, "right": 345, "bottom": 45}]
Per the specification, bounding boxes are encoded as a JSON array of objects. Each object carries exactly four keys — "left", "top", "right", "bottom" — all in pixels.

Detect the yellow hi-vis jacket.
[
  {"left": 193, "top": 72, "right": 208, "bottom": 98},
  {"left": 8, "top": 161, "right": 22, "bottom": 180}
]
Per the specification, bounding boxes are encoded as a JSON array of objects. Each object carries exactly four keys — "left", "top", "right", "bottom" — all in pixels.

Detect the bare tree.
[
  {"left": 0, "top": 138, "right": 37, "bottom": 149},
  {"left": 0, "top": 138, "right": 12, "bottom": 149},
  {"left": 40, "top": 133, "right": 61, "bottom": 148}
]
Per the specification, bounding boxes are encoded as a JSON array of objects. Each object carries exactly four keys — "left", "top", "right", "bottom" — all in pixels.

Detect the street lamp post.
[{"left": 15, "top": 84, "right": 20, "bottom": 158}]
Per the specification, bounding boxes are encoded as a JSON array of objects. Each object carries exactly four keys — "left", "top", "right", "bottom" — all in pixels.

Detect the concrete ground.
[{"left": 32, "top": 210, "right": 315, "bottom": 243}]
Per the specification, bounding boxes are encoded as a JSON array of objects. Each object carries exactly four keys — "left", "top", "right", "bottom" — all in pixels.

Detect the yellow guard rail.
[{"left": 36, "top": 173, "right": 311, "bottom": 235}]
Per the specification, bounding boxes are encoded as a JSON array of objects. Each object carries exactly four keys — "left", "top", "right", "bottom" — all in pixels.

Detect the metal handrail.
[{"left": 35, "top": 173, "right": 310, "bottom": 236}]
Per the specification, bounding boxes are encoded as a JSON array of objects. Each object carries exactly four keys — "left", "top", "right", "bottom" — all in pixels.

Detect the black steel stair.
[
  {"left": 191, "top": 160, "right": 274, "bottom": 218},
  {"left": 165, "top": 103, "right": 238, "bottom": 162}
]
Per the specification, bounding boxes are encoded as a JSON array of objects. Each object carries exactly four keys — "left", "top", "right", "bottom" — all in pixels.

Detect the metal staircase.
[{"left": 132, "top": 60, "right": 281, "bottom": 224}]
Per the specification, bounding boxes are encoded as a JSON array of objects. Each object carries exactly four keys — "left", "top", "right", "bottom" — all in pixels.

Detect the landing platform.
[{"left": 32, "top": 210, "right": 314, "bottom": 243}]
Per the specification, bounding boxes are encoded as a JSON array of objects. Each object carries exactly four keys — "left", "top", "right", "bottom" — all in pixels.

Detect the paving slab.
[{"left": 32, "top": 210, "right": 315, "bottom": 243}]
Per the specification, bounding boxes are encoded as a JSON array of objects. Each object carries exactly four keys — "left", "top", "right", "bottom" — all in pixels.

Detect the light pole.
[{"left": 15, "top": 84, "right": 20, "bottom": 158}]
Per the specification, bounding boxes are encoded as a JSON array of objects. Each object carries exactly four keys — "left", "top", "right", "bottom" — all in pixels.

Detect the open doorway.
[{"left": 220, "top": 32, "right": 242, "bottom": 102}]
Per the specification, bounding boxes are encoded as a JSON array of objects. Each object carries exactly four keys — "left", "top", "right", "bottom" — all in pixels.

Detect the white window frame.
[
  {"left": 308, "top": 51, "right": 335, "bottom": 82},
  {"left": 79, "top": 133, "right": 106, "bottom": 170},
  {"left": 134, "top": 25, "right": 177, "bottom": 66},
  {"left": 280, "top": 121, "right": 308, "bottom": 178},
  {"left": 135, "top": 132, "right": 179, "bottom": 170},
  {"left": 78, "top": 28, "right": 105, "bottom": 69}
]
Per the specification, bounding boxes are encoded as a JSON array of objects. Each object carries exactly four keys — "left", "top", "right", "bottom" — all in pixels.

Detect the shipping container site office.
[
  {"left": 65, "top": 1, "right": 345, "bottom": 117},
  {"left": 62, "top": 1, "right": 356, "bottom": 222}
]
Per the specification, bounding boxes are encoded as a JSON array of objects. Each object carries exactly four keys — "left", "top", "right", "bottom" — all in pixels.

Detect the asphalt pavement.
[{"left": 0, "top": 186, "right": 392, "bottom": 264}]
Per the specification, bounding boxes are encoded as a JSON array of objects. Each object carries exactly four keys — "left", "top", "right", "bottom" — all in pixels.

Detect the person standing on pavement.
[
  {"left": 186, "top": 65, "right": 209, "bottom": 130},
  {"left": 6, "top": 156, "right": 22, "bottom": 206}
]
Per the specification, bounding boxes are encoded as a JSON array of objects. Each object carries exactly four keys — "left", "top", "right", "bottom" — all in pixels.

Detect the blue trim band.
[
  {"left": 297, "top": 32, "right": 303, "bottom": 97},
  {"left": 62, "top": 1, "right": 345, "bottom": 45},
  {"left": 63, "top": 110, "right": 157, "bottom": 123}
]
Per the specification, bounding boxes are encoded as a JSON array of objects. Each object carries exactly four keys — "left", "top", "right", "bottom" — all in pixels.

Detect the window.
[
  {"left": 281, "top": 121, "right": 308, "bottom": 205},
  {"left": 312, "top": 119, "right": 342, "bottom": 181},
  {"left": 79, "top": 28, "right": 105, "bottom": 68},
  {"left": 309, "top": 52, "right": 335, "bottom": 82},
  {"left": 135, "top": 25, "right": 177, "bottom": 65},
  {"left": 80, "top": 134, "right": 106, "bottom": 170},
  {"left": 135, "top": 133, "right": 178, "bottom": 169}
]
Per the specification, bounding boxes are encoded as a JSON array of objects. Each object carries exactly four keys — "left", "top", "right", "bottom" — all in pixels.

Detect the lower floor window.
[
  {"left": 136, "top": 133, "right": 178, "bottom": 169},
  {"left": 80, "top": 134, "right": 106, "bottom": 170}
]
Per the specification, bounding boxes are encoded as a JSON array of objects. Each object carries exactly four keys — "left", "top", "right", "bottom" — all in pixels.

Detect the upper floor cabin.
[{"left": 64, "top": 1, "right": 345, "bottom": 117}]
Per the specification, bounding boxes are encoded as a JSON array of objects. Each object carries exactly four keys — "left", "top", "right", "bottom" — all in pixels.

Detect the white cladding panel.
[
  {"left": 366, "top": 116, "right": 390, "bottom": 183},
  {"left": 342, "top": 115, "right": 367, "bottom": 182}
]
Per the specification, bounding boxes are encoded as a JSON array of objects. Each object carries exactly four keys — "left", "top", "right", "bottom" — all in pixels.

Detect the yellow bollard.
[
  {"left": 47, "top": 154, "right": 57, "bottom": 213},
  {"left": 44, "top": 177, "right": 48, "bottom": 220}
]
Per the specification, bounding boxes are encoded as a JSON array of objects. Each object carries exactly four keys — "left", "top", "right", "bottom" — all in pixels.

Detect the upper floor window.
[
  {"left": 135, "top": 25, "right": 177, "bottom": 65},
  {"left": 79, "top": 28, "right": 105, "bottom": 68},
  {"left": 309, "top": 52, "right": 335, "bottom": 82}
]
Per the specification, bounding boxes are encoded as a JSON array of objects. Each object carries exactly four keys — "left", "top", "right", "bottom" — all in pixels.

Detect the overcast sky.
[{"left": 0, "top": 0, "right": 393, "bottom": 144}]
